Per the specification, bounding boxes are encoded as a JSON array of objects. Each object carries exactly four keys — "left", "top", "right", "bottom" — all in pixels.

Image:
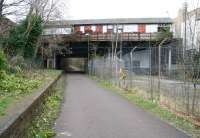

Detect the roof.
[
  {"left": 47, "top": 18, "right": 173, "bottom": 27},
  {"left": 67, "top": 18, "right": 173, "bottom": 25}
]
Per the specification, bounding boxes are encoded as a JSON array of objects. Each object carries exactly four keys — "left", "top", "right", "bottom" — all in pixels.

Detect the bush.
[
  {"left": 0, "top": 50, "right": 7, "bottom": 71},
  {"left": 0, "top": 71, "right": 41, "bottom": 94},
  {"left": 3, "top": 15, "right": 43, "bottom": 59}
]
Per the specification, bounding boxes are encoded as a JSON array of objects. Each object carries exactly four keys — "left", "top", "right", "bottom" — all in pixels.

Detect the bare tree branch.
[{"left": 0, "top": 0, "right": 27, "bottom": 17}]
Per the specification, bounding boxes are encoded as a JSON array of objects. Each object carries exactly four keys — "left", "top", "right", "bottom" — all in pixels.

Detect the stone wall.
[{"left": 0, "top": 72, "right": 63, "bottom": 138}]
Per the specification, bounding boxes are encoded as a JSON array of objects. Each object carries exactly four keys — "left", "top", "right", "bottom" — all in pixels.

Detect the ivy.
[
  {"left": 2, "top": 14, "right": 43, "bottom": 59},
  {"left": 0, "top": 49, "right": 7, "bottom": 70}
]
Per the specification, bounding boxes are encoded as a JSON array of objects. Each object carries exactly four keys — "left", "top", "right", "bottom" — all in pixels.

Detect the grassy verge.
[
  {"left": 0, "top": 70, "right": 62, "bottom": 116},
  {"left": 27, "top": 75, "right": 65, "bottom": 138},
  {"left": 92, "top": 77, "right": 200, "bottom": 138}
]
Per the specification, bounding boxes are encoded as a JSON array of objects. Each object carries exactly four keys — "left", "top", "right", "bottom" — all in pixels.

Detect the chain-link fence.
[{"left": 89, "top": 46, "right": 200, "bottom": 119}]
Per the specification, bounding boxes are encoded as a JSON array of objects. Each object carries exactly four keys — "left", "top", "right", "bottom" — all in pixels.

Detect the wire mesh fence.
[{"left": 89, "top": 46, "right": 200, "bottom": 119}]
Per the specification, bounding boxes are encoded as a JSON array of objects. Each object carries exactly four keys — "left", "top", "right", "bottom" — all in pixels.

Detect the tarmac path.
[{"left": 54, "top": 74, "right": 189, "bottom": 138}]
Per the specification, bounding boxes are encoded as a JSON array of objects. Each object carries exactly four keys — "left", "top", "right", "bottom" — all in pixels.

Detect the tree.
[
  {"left": 2, "top": 0, "right": 63, "bottom": 55},
  {"left": 3, "top": 14, "right": 43, "bottom": 59},
  {"left": 0, "top": 0, "right": 26, "bottom": 18},
  {"left": 26, "top": 0, "right": 63, "bottom": 22},
  {"left": 175, "top": 1, "right": 200, "bottom": 115},
  {"left": 25, "top": 0, "right": 64, "bottom": 59},
  {"left": 0, "top": 0, "right": 64, "bottom": 23}
]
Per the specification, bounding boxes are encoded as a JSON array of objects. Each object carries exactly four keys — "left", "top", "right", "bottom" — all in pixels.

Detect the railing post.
[
  {"left": 128, "top": 33, "right": 130, "bottom": 41},
  {"left": 158, "top": 42, "right": 161, "bottom": 101}
]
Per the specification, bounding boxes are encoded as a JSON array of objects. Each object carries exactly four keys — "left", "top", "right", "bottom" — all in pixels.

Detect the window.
[{"left": 43, "top": 28, "right": 72, "bottom": 35}]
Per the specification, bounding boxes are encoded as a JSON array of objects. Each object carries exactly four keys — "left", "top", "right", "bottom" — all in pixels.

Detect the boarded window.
[
  {"left": 138, "top": 25, "right": 146, "bottom": 33},
  {"left": 74, "top": 26, "right": 80, "bottom": 33},
  {"left": 96, "top": 25, "right": 103, "bottom": 33},
  {"left": 84, "top": 26, "right": 92, "bottom": 33}
]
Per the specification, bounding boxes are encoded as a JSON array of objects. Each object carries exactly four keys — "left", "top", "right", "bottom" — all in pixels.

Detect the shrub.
[
  {"left": 0, "top": 50, "right": 7, "bottom": 71},
  {"left": 3, "top": 15, "right": 43, "bottom": 59}
]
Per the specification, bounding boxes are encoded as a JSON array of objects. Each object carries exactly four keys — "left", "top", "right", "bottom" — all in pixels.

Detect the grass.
[
  {"left": 0, "top": 69, "right": 62, "bottom": 116},
  {"left": 0, "top": 96, "right": 13, "bottom": 116},
  {"left": 93, "top": 77, "right": 200, "bottom": 138},
  {"left": 26, "top": 75, "right": 65, "bottom": 138}
]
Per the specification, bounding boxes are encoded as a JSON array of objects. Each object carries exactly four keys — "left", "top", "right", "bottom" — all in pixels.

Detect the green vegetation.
[
  {"left": 0, "top": 13, "right": 59, "bottom": 116},
  {"left": 0, "top": 49, "right": 7, "bottom": 70},
  {"left": 94, "top": 78, "right": 200, "bottom": 138},
  {"left": 0, "top": 10, "right": 63, "bottom": 137},
  {"left": 158, "top": 27, "right": 173, "bottom": 41},
  {"left": 0, "top": 13, "right": 44, "bottom": 74},
  {"left": 2, "top": 15, "right": 43, "bottom": 58},
  {"left": 27, "top": 76, "right": 64, "bottom": 138},
  {"left": 0, "top": 70, "right": 62, "bottom": 116}
]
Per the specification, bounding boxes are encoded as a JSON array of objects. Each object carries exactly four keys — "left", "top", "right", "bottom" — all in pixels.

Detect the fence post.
[
  {"left": 130, "top": 52, "right": 133, "bottom": 89},
  {"left": 168, "top": 46, "right": 172, "bottom": 77},
  {"left": 129, "top": 47, "right": 137, "bottom": 89},
  {"left": 158, "top": 44, "right": 161, "bottom": 101},
  {"left": 149, "top": 46, "right": 154, "bottom": 101}
]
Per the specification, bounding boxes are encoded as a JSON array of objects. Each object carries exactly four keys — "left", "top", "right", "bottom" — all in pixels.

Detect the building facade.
[
  {"left": 44, "top": 18, "right": 173, "bottom": 42},
  {"left": 173, "top": 8, "right": 200, "bottom": 50}
]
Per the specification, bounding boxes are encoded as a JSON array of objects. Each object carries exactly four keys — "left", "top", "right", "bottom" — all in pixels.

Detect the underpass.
[{"left": 41, "top": 18, "right": 191, "bottom": 138}]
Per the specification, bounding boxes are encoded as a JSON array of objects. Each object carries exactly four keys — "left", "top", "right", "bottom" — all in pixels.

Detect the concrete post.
[
  {"left": 53, "top": 52, "right": 56, "bottom": 69},
  {"left": 168, "top": 47, "right": 172, "bottom": 73},
  {"left": 47, "top": 59, "right": 50, "bottom": 69}
]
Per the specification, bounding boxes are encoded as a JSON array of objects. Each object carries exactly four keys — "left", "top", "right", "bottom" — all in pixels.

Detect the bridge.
[
  {"left": 41, "top": 18, "right": 173, "bottom": 72},
  {"left": 43, "top": 18, "right": 173, "bottom": 42}
]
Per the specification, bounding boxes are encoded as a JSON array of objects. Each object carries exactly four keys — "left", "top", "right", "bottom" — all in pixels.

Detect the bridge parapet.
[{"left": 42, "top": 32, "right": 160, "bottom": 43}]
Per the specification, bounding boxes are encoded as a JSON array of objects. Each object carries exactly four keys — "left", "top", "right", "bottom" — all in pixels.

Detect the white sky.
[
  {"left": 6, "top": 0, "right": 200, "bottom": 21},
  {"left": 63, "top": 0, "right": 200, "bottom": 20}
]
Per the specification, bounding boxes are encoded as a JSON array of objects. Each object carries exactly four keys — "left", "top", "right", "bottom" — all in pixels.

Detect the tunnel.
[
  {"left": 55, "top": 41, "right": 111, "bottom": 73},
  {"left": 55, "top": 42, "right": 89, "bottom": 73},
  {"left": 56, "top": 57, "right": 88, "bottom": 73}
]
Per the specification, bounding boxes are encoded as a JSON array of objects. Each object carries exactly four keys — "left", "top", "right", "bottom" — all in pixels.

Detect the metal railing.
[
  {"left": 42, "top": 32, "right": 160, "bottom": 42},
  {"left": 89, "top": 46, "right": 200, "bottom": 119}
]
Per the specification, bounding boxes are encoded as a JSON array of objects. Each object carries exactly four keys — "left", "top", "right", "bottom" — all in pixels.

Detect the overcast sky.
[{"left": 64, "top": 0, "right": 199, "bottom": 20}]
